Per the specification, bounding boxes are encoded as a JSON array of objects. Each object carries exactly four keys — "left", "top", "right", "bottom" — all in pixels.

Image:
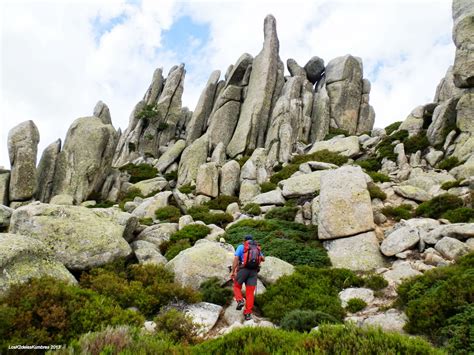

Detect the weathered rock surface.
[
  {"left": 279, "top": 171, "right": 323, "bottom": 198},
  {"left": 308, "top": 135, "right": 360, "bottom": 157},
  {"left": 8, "top": 121, "right": 40, "bottom": 201},
  {"left": 177, "top": 134, "right": 209, "bottom": 187},
  {"left": 339, "top": 288, "right": 374, "bottom": 307},
  {"left": 383, "top": 261, "right": 422, "bottom": 285},
  {"left": 323, "top": 231, "right": 385, "bottom": 271},
  {"left": 0, "top": 205, "right": 13, "bottom": 228},
  {"left": 132, "top": 191, "right": 172, "bottom": 219},
  {"left": 435, "top": 236, "right": 470, "bottom": 260},
  {"left": 9, "top": 203, "right": 132, "bottom": 270},
  {"left": 131, "top": 240, "right": 167, "bottom": 265},
  {"left": 380, "top": 226, "right": 420, "bottom": 256},
  {"left": 132, "top": 177, "right": 168, "bottom": 197},
  {"left": 362, "top": 309, "right": 407, "bottom": 333},
  {"left": 304, "top": 56, "right": 325, "bottom": 84},
  {"left": 53, "top": 116, "right": 118, "bottom": 204},
  {"left": 137, "top": 223, "right": 178, "bottom": 248},
  {"left": 0, "top": 233, "right": 77, "bottom": 295},
  {"left": 36, "top": 139, "right": 61, "bottom": 203},
  {"left": 318, "top": 166, "right": 374, "bottom": 240},
  {"left": 258, "top": 256, "right": 294, "bottom": 285},
  {"left": 0, "top": 171, "right": 9, "bottom": 205},
  {"left": 424, "top": 223, "right": 474, "bottom": 244},
  {"left": 155, "top": 140, "right": 186, "bottom": 173},
  {"left": 196, "top": 162, "right": 219, "bottom": 198},
  {"left": 220, "top": 160, "right": 240, "bottom": 196},
  {"left": 183, "top": 302, "right": 223, "bottom": 335},
  {"left": 252, "top": 189, "right": 285, "bottom": 205},
  {"left": 166, "top": 240, "right": 234, "bottom": 290}
]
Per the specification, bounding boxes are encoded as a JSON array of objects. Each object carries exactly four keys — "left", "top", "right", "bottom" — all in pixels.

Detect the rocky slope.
[{"left": 0, "top": 0, "right": 473, "bottom": 342}]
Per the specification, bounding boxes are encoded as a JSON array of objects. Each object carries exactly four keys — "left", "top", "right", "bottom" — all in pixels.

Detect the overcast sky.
[{"left": 1, "top": 0, "right": 454, "bottom": 168}]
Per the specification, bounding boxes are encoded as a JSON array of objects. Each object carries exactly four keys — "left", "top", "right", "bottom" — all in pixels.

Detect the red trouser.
[{"left": 233, "top": 267, "right": 257, "bottom": 315}]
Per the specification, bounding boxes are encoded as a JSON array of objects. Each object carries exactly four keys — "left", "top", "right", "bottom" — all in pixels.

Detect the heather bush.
[
  {"left": 242, "top": 203, "right": 262, "bottom": 216},
  {"left": 382, "top": 204, "right": 413, "bottom": 221},
  {"left": 280, "top": 310, "right": 338, "bottom": 332},
  {"left": 415, "top": 194, "right": 464, "bottom": 219},
  {"left": 265, "top": 206, "right": 298, "bottom": 221},
  {"left": 346, "top": 298, "right": 367, "bottom": 313},
  {"left": 200, "top": 277, "right": 233, "bottom": 306},
  {"left": 187, "top": 205, "right": 233, "bottom": 227},
  {"left": 384, "top": 121, "right": 402, "bottom": 135},
  {"left": 367, "top": 182, "right": 387, "bottom": 200},
  {"left": 155, "top": 206, "right": 182, "bottom": 223},
  {"left": 119, "top": 163, "right": 158, "bottom": 183},
  {"left": 204, "top": 195, "right": 239, "bottom": 210},
  {"left": 260, "top": 181, "right": 277, "bottom": 192}
]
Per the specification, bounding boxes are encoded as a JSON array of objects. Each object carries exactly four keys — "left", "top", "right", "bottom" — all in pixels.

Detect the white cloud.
[{"left": 0, "top": 0, "right": 455, "bottom": 169}]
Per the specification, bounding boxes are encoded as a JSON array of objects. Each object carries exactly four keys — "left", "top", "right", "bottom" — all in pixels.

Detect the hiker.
[{"left": 230, "top": 235, "right": 265, "bottom": 321}]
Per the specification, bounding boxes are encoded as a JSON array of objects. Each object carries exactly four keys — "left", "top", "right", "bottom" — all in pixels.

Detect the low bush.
[
  {"left": 404, "top": 131, "right": 430, "bottom": 154},
  {"left": 154, "top": 308, "right": 199, "bottom": 345},
  {"left": 79, "top": 263, "right": 200, "bottom": 318},
  {"left": 440, "top": 304, "right": 474, "bottom": 354},
  {"left": 362, "top": 274, "right": 388, "bottom": 290},
  {"left": 164, "top": 239, "right": 191, "bottom": 260},
  {"left": 178, "top": 183, "right": 195, "bottom": 194},
  {"left": 382, "top": 204, "right": 413, "bottom": 221},
  {"left": 170, "top": 224, "right": 211, "bottom": 245},
  {"left": 242, "top": 203, "right": 261, "bottom": 216},
  {"left": 415, "top": 193, "right": 464, "bottom": 219},
  {"left": 164, "top": 170, "right": 178, "bottom": 181},
  {"left": 0, "top": 277, "right": 144, "bottom": 348},
  {"left": 187, "top": 205, "right": 233, "bottom": 228},
  {"left": 87, "top": 201, "right": 115, "bottom": 208},
  {"left": 291, "top": 149, "right": 349, "bottom": 167},
  {"left": 367, "top": 182, "right": 387, "bottom": 200},
  {"left": 384, "top": 121, "right": 402, "bottom": 135},
  {"left": 324, "top": 128, "right": 350, "bottom": 140},
  {"left": 441, "top": 179, "right": 462, "bottom": 190},
  {"left": 437, "top": 156, "right": 461, "bottom": 170},
  {"left": 204, "top": 195, "right": 239, "bottom": 210},
  {"left": 356, "top": 158, "right": 381, "bottom": 172},
  {"left": 346, "top": 298, "right": 367, "bottom": 313},
  {"left": 375, "top": 130, "right": 409, "bottom": 161},
  {"left": 137, "top": 104, "right": 157, "bottom": 120},
  {"left": 441, "top": 207, "right": 474, "bottom": 223},
  {"left": 155, "top": 206, "right": 182, "bottom": 223},
  {"left": 269, "top": 164, "right": 299, "bottom": 184},
  {"left": 200, "top": 277, "right": 233, "bottom": 306},
  {"left": 225, "top": 219, "right": 329, "bottom": 268},
  {"left": 139, "top": 217, "right": 153, "bottom": 226},
  {"left": 265, "top": 206, "right": 298, "bottom": 221},
  {"left": 260, "top": 181, "right": 277, "bottom": 193},
  {"left": 119, "top": 163, "right": 158, "bottom": 183},
  {"left": 368, "top": 171, "right": 391, "bottom": 183},
  {"left": 396, "top": 252, "right": 474, "bottom": 347},
  {"left": 280, "top": 309, "right": 339, "bottom": 332},
  {"left": 118, "top": 187, "right": 144, "bottom": 211},
  {"left": 237, "top": 155, "right": 250, "bottom": 167},
  {"left": 257, "top": 266, "right": 364, "bottom": 323}
]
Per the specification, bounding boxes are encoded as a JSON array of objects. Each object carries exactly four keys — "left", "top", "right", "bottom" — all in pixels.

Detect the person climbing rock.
[{"left": 230, "top": 235, "right": 265, "bottom": 321}]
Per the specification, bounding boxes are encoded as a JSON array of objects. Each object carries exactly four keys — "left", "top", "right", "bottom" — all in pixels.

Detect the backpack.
[{"left": 242, "top": 240, "right": 262, "bottom": 270}]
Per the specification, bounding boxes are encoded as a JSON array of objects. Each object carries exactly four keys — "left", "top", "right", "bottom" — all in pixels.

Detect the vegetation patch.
[
  {"left": 415, "top": 194, "right": 464, "bottom": 219},
  {"left": 291, "top": 149, "right": 349, "bottom": 167},
  {"left": 362, "top": 273, "right": 388, "bottom": 290},
  {"left": 375, "top": 130, "right": 409, "bottom": 162},
  {"left": 441, "top": 179, "right": 462, "bottom": 190},
  {"left": 187, "top": 205, "right": 233, "bottom": 228},
  {"left": 324, "top": 128, "right": 350, "bottom": 140},
  {"left": 119, "top": 163, "right": 158, "bottom": 184},
  {"left": 260, "top": 181, "right": 277, "bottom": 193},
  {"left": 280, "top": 309, "right": 339, "bottom": 332},
  {"left": 346, "top": 298, "right": 367, "bottom": 313},
  {"left": 155, "top": 206, "right": 182, "bottom": 223},
  {"left": 265, "top": 206, "right": 299, "bottom": 221},
  {"left": 404, "top": 131, "right": 430, "bottom": 154},
  {"left": 441, "top": 207, "right": 474, "bottom": 223},
  {"left": 368, "top": 171, "right": 391, "bottom": 183},
  {"left": 237, "top": 155, "right": 250, "bottom": 167},
  {"left": 204, "top": 195, "right": 239, "bottom": 210},
  {"left": 382, "top": 204, "right": 414, "bottom": 221},
  {"left": 139, "top": 217, "right": 153, "bottom": 226},
  {"left": 242, "top": 203, "right": 262, "bottom": 216},
  {"left": 118, "top": 187, "right": 144, "bottom": 211},
  {"left": 396, "top": 252, "right": 474, "bottom": 351},
  {"left": 367, "top": 182, "right": 387, "bottom": 200},
  {"left": 164, "top": 239, "right": 191, "bottom": 260},
  {"left": 356, "top": 158, "right": 381, "bottom": 172},
  {"left": 178, "top": 183, "right": 195, "bottom": 194},
  {"left": 164, "top": 170, "right": 178, "bottom": 181},
  {"left": 87, "top": 200, "right": 115, "bottom": 208},
  {"left": 384, "top": 121, "right": 402, "bottom": 135},
  {"left": 153, "top": 308, "right": 200, "bottom": 345},
  {"left": 269, "top": 164, "right": 299, "bottom": 184},
  {"left": 256, "top": 266, "right": 363, "bottom": 323},
  {"left": 437, "top": 156, "right": 461, "bottom": 170},
  {"left": 136, "top": 104, "right": 157, "bottom": 121},
  {"left": 225, "top": 219, "right": 329, "bottom": 268},
  {"left": 200, "top": 277, "right": 233, "bottom": 306}
]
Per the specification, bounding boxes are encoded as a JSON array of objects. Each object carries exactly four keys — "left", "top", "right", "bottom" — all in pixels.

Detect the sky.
[{"left": 0, "top": 0, "right": 455, "bottom": 169}]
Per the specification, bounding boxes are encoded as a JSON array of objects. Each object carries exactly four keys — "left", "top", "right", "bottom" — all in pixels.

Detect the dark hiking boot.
[
  {"left": 236, "top": 300, "right": 245, "bottom": 310},
  {"left": 244, "top": 313, "right": 252, "bottom": 321}
]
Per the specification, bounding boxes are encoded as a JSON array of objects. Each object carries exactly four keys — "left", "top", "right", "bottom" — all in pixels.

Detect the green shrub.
[
  {"left": 187, "top": 205, "right": 233, "bottom": 228},
  {"left": 137, "top": 104, "right": 157, "bottom": 120},
  {"left": 139, "top": 217, "right": 153, "bottom": 226},
  {"left": 441, "top": 179, "right": 462, "bottom": 190},
  {"left": 0, "top": 277, "right": 144, "bottom": 348},
  {"left": 368, "top": 171, "right": 391, "bottom": 183},
  {"left": 265, "top": 206, "right": 298, "bottom": 221},
  {"left": 164, "top": 239, "right": 191, "bottom": 260},
  {"left": 269, "top": 164, "right": 299, "bottom": 184},
  {"left": 164, "top": 170, "right": 178, "bottom": 181},
  {"left": 260, "top": 181, "right": 277, "bottom": 192},
  {"left": 356, "top": 158, "right": 381, "bottom": 172},
  {"left": 397, "top": 252, "right": 474, "bottom": 346},
  {"left": 119, "top": 163, "right": 158, "bottom": 184},
  {"left": 437, "top": 156, "right": 461, "bottom": 170},
  {"left": 404, "top": 131, "right": 430, "bottom": 154},
  {"left": 367, "top": 182, "right": 387, "bottom": 200},
  {"left": 204, "top": 195, "right": 239, "bottom": 210},
  {"left": 200, "top": 277, "right": 233, "bottom": 306},
  {"left": 257, "top": 266, "right": 364, "bottom": 323},
  {"left": 375, "top": 130, "right": 409, "bottom": 161},
  {"left": 440, "top": 304, "right": 474, "bottom": 354},
  {"left": 118, "top": 187, "right": 144, "bottom": 211},
  {"left": 363, "top": 274, "right": 388, "bottom": 290},
  {"left": 237, "top": 155, "right": 250, "bottom": 167},
  {"left": 170, "top": 224, "right": 211, "bottom": 245},
  {"left": 157, "top": 122, "right": 169, "bottom": 131},
  {"left": 441, "top": 207, "right": 474, "bottom": 223},
  {"left": 324, "top": 128, "right": 350, "bottom": 140},
  {"left": 225, "top": 219, "right": 328, "bottom": 268},
  {"left": 87, "top": 200, "right": 115, "bottom": 208},
  {"left": 280, "top": 309, "right": 339, "bottom": 332},
  {"left": 70, "top": 325, "right": 133, "bottom": 355},
  {"left": 415, "top": 194, "right": 464, "bottom": 219},
  {"left": 154, "top": 308, "right": 199, "bottom": 344},
  {"left": 382, "top": 204, "right": 413, "bottom": 221},
  {"left": 242, "top": 203, "right": 261, "bottom": 216},
  {"left": 291, "top": 149, "right": 349, "bottom": 167},
  {"left": 79, "top": 263, "right": 200, "bottom": 318},
  {"left": 385, "top": 121, "right": 403, "bottom": 135},
  {"left": 178, "top": 184, "right": 195, "bottom": 194},
  {"left": 346, "top": 298, "right": 367, "bottom": 313},
  {"left": 155, "top": 206, "right": 182, "bottom": 223}
]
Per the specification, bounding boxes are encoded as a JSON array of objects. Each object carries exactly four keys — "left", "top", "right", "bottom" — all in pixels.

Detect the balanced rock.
[
  {"left": 304, "top": 56, "right": 325, "bottom": 84},
  {"left": 8, "top": 120, "right": 40, "bottom": 201},
  {"left": 9, "top": 203, "right": 132, "bottom": 270},
  {"left": 36, "top": 139, "right": 61, "bottom": 203},
  {"left": 0, "top": 233, "right": 77, "bottom": 295}
]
